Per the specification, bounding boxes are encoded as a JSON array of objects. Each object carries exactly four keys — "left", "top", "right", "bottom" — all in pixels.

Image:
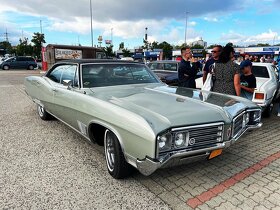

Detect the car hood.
[{"left": 88, "top": 84, "right": 258, "bottom": 133}]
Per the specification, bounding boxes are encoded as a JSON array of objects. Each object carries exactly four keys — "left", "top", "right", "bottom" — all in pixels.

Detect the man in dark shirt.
[
  {"left": 202, "top": 45, "right": 222, "bottom": 84},
  {"left": 178, "top": 47, "right": 197, "bottom": 88},
  {"left": 240, "top": 60, "right": 256, "bottom": 100}
]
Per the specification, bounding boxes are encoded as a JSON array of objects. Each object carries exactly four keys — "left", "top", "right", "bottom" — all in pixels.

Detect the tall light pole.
[
  {"left": 184, "top": 11, "right": 189, "bottom": 45},
  {"left": 40, "top": 20, "right": 43, "bottom": 34},
  {"left": 90, "top": 0, "right": 94, "bottom": 47},
  {"left": 111, "top": 28, "right": 113, "bottom": 46}
]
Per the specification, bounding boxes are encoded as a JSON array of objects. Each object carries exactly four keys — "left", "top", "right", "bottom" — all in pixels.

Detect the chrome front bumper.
[{"left": 136, "top": 122, "right": 262, "bottom": 176}]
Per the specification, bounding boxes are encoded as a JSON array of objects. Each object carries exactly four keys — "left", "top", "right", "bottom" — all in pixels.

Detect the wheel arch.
[{"left": 88, "top": 121, "right": 125, "bottom": 150}]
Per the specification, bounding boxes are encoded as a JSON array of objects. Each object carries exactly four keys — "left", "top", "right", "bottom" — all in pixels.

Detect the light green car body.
[{"left": 24, "top": 61, "right": 262, "bottom": 176}]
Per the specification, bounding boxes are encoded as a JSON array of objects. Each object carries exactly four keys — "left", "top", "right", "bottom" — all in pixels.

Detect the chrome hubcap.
[
  {"left": 38, "top": 105, "right": 44, "bottom": 117},
  {"left": 105, "top": 131, "right": 115, "bottom": 171}
]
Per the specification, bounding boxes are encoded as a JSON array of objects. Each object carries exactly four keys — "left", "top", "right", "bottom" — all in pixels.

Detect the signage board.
[{"left": 55, "top": 49, "right": 82, "bottom": 59}]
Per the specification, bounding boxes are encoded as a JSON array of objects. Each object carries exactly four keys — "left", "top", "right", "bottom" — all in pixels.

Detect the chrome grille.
[
  {"left": 170, "top": 122, "right": 224, "bottom": 151},
  {"left": 232, "top": 112, "right": 248, "bottom": 139}
]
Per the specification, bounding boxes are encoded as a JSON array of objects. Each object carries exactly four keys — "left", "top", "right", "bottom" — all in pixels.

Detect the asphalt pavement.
[{"left": 0, "top": 70, "right": 280, "bottom": 210}]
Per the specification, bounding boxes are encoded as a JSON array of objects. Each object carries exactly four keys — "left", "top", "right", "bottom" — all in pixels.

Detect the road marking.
[{"left": 186, "top": 151, "right": 280, "bottom": 209}]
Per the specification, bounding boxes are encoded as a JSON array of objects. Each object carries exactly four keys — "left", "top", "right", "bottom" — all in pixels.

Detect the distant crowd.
[{"left": 177, "top": 44, "right": 275, "bottom": 100}]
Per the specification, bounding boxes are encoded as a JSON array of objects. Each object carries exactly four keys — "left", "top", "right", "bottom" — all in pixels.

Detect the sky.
[{"left": 1, "top": 0, "right": 280, "bottom": 50}]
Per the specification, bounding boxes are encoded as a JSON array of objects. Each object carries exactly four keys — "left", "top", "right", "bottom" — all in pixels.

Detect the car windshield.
[
  {"left": 81, "top": 63, "right": 159, "bottom": 88},
  {"left": 252, "top": 66, "right": 269, "bottom": 78},
  {"left": 148, "top": 62, "right": 178, "bottom": 71}
]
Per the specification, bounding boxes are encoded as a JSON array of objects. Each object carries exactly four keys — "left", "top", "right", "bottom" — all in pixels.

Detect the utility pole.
[
  {"left": 90, "top": 0, "right": 94, "bottom": 47},
  {"left": 184, "top": 11, "right": 189, "bottom": 45},
  {"left": 111, "top": 28, "right": 113, "bottom": 46},
  {"left": 4, "top": 28, "right": 9, "bottom": 43},
  {"left": 40, "top": 20, "right": 43, "bottom": 34}
]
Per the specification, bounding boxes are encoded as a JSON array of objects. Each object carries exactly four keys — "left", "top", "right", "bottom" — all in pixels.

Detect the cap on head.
[{"left": 240, "top": 60, "right": 252, "bottom": 69}]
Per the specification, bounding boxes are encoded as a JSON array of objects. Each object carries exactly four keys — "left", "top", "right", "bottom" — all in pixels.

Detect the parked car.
[
  {"left": 148, "top": 60, "right": 203, "bottom": 86},
  {"left": 196, "top": 62, "right": 279, "bottom": 117},
  {"left": 24, "top": 59, "right": 262, "bottom": 179},
  {"left": 1, "top": 56, "right": 38, "bottom": 70}
]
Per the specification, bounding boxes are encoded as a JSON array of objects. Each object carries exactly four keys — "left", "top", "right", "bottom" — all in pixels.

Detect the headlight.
[
  {"left": 242, "top": 113, "right": 250, "bottom": 127},
  {"left": 249, "top": 110, "right": 261, "bottom": 125},
  {"left": 174, "top": 132, "right": 189, "bottom": 148},
  {"left": 157, "top": 133, "right": 172, "bottom": 152}
]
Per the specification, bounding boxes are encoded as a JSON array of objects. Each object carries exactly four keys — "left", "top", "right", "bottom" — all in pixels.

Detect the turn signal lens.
[{"left": 254, "top": 93, "right": 265, "bottom": 100}]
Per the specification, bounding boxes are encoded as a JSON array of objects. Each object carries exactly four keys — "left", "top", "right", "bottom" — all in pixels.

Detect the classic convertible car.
[{"left": 25, "top": 59, "right": 262, "bottom": 179}]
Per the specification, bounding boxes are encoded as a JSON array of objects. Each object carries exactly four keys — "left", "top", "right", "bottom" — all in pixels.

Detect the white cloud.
[
  {"left": 245, "top": 30, "right": 278, "bottom": 43},
  {"left": 203, "top": 17, "right": 218, "bottom": 22},
  {"left": 219, "top": 30, "right": 279, "bottom": 45},
  {"left": 189, "top": 21, "right": 197, "bottom": 26}
]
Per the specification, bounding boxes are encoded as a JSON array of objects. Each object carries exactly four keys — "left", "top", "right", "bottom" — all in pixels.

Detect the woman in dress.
[{"left": 212, "top": 45, "right": 241, "bottom": 96}]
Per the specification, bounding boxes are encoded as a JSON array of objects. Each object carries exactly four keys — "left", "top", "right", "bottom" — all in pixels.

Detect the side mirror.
[{"left": 63, "top": 80, "right": 72, "bottom": 89}]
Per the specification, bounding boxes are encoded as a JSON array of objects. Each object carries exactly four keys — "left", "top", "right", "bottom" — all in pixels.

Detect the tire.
[
  {"left": 262, "top": 103, "right": 273, "bottom": 118},
  {"left": 37, "top": 104, "right": 52, "bottom": 120},
  {"left": 28, "top": 65, "right": 34, "bottom": 70},
  {"left": 104, "top": 129, "right": 133, "bottom": 179},
  {"left": 3, "top": 65, "right": 9, "bottom": 70}
]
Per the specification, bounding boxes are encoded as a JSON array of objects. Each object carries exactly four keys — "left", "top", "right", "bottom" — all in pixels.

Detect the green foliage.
[
  {"left": 0, "top": 41, "right": 13, "bottom": 54},
  {"left": 16, "top": 37, "right": 33, "bottom": 56},
  {"left": 158, "top": 41, "right": 173, "bottom": 59},
  {"left": 103, "top": 45, "right": 115, "bottom": 58},
  {"left": 248, "top": 43, "right": 270, "bottom": 47},
  {"left": 119, "top": 42, "right": 124, "bottom": 49},
  {"left": 31, "top": 32, "right": 46, "bottom": 59},
  {"left": 190, "top": 44, "right": 204, "bottom": 49},
  {"left": 122, "top": 48, "right": 131, "bottom": 57}
]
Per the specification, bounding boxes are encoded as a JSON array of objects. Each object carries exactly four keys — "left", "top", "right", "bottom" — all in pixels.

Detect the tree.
[
  {"left": 103, "top": 45, "right": 115, "bottom": 58},
  {"left": 158, "top": 41, "right": 173, "bottom": 60},
  {"left": 190, "top": 44, "right": 204, "bottom": 49},
  {"left": 31, "top": 32, "right": 46, "bottom": 59},
  {"left": 248, "top": 43, "right": 270, "bottom": 47},
  {"left": 119, "top": 42, "right": 124, "bottom": 49},
  {"left": 150, "top": 41, "right": 159, "bottom": 50},
  {"left": 0, "top": 41, "right": 13, "bottom": 54},
  {"left": 16, "top": 37, "right": 33, "bottom": 56},
  {"left": 142, "top": 39, "right": 150, "bottom": 50},
  {"left": 207, "top": 44, "right": 219, "bottom": 49},
  {"left": 122, "top": 48, "right": 131, "bottom": 57}
]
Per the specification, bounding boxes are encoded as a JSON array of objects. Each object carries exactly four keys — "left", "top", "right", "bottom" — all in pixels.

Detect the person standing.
[
  {"left": 212, "top": 45, "right": 241, "bottom": 96},
  {"left": 178, "top": 47, "right": 197, "bottom": 88},
  {"left": 202, "top": 45, "right": 222, "bottom": 84},
  {"left": 240, "top": 60, "right": 256, "bottom": 100}
]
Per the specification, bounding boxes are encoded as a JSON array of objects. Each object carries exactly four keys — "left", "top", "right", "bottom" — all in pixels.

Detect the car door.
[
  {"left": 46, "top": 64, "right": 80, "bottom": 128},
  {"left": 14, "top": 57, "right": 26, "bottom": 69}
]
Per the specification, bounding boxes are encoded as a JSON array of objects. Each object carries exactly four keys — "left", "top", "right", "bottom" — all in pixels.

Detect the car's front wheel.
[
  {"left": 3, "top": 65, "right": 9, "bottom": 70},
  {"left": 104, "top": 129, "right": 132, "bottom": 179},
  {"left": 37, "top": 104, "right": 52, "bottom": 120},
  {"left": 28, "top": 65, "right": 34, "bottom": 70}
]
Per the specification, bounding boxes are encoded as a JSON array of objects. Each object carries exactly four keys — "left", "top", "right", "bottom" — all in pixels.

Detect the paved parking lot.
[{"left": 0, "top": 70, "right": 279, "bottom": 210}]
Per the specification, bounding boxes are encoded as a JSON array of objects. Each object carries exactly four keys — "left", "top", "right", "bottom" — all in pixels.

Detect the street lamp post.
[
  {"left": 184, "top": 11, "right": 189, "bottom": 45},
  {"left": 111, "top": 28, "right": 113, "bottom": 46},
  {"left": 90, "top": 0, "right": 94, "bottom": 47}
]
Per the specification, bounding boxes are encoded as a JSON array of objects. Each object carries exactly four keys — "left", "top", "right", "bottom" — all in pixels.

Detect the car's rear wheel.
[
  {"left": 3, "top": 65, "right": 9, "bottom": 70},
  {"left": 37, "top": 104, "right": 52, "bottom": 120},
  {"left": 28, "top": 65, "right": 34, "bottom": 70},
  {"left": 104, "top": 129, "right": 132, "bottom": 179}
]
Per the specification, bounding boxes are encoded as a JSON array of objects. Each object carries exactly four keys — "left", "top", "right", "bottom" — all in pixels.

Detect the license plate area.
[{"left": 208, "top": 149, "right": 222, "bottom": 159}]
